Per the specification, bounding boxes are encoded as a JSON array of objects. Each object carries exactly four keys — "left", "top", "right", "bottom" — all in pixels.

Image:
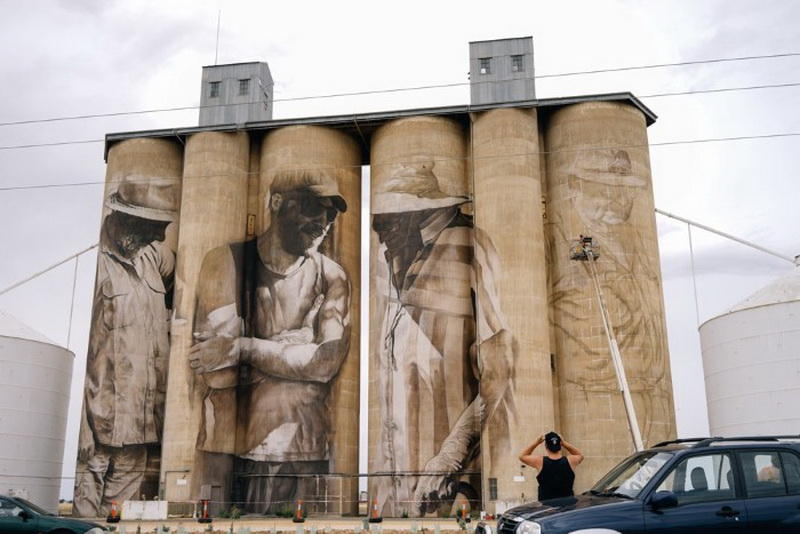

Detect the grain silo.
[
  {"left": 544, "top": 101, "right": 676, "bottom": 491},
  {"left": 700, "top": 258, "right": 800, "bottom": 436},
  {"left": 0, "top": 310, "right": 73, "bottom": 513}
]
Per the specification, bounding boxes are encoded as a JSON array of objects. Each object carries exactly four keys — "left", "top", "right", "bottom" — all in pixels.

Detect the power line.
[
  {"left": 535, "top": 51, "right": 800, "bottom": 79},
  {"left": 0, "top": 78, "right": 798, "bottom": 155},
  {"left": 1, "top": 131, "right": 798, "bottom": 193},
  {"left": 0, "top": 138, "right": 104, "bottom": 151},
  {"left": 0, "top": 51, "right": 798, "bottom": 128},
  {"left": 642, "top": 81, "right": 800, "bottom": 99}
]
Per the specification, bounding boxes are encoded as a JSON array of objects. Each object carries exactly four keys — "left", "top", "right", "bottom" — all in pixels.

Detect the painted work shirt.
[
  {"left": 83, "top": 226, "right": 174, "bottom": 447},
  {"left": 372, "top": 209, "right": 513, "bottom": 513},
  {"left": 194, "top": 240, "right": 351, "bottom": 462}
]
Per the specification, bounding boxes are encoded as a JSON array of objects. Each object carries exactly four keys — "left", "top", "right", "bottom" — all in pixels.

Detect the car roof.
[{"left": 648, "top": 435, "right": 800, "bottom": 454}]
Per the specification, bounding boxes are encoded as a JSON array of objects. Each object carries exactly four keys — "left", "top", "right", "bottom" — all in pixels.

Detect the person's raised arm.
[
  {"left": 519, "top": 435, "right": 545, "bottom": 470},
  {"left": 562, "top": 439, "right": 584, "bottom": 468}
]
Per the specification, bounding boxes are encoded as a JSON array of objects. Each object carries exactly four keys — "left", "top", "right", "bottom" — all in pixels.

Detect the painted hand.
[
  {"left": 413, "top": 453, "right": 459, "bottom": 515},
  {"left": 188, "top": 334, "right": 241, "bottom": 374},
  {"left": 77, "top": 432, "right": 95, "bottom": 463},
  {"left": 77, "top": 408, "right": 95, "bottom": 462},
  {"left": 477, "top": 329, "right": 514, "bottom": 420}
]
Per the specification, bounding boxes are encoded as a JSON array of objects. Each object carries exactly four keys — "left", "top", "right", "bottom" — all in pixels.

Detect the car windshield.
[
  {"left": 589, "top": 451, "right": 673, "bottom": 499},
  {"left": 14, "top": 498, "right": 53, "bottom": 516}
]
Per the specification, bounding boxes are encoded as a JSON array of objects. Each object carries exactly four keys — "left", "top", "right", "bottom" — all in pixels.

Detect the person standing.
[
  {"left": 188, "top": 169, "right": 351, "bottom": 513},
  {"left": 370, "top": 160, "right": 516, "bottom": 516},
  {"left": 519, "top": 432, "right": 584, "bottom": 501},
  {"left": 74, "top": 174, "right": 179, "bottom": 517}
]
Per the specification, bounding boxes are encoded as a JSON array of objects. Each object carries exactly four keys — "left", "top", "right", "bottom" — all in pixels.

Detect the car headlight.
[{"left": 517, "top": 520, "right": 542, "bottom": 534}]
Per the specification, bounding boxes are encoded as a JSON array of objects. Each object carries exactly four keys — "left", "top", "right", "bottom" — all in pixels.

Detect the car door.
[
  {"left": 644, "top": 451, "right": 747, "bottom": 533},
  {"left": 0, "top": 497, "right": 39, "bottom": 533},
  {"left": 738, "top": 449, "right": 800, "bottom": 533}
]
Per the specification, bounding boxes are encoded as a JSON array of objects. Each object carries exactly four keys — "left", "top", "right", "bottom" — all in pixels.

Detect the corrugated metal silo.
[
  {"left": 0, "top": 310, "right": 73, "bottom": 513},
  {"left": 700, "top": 260, "right": 800, "bottom": 436}
]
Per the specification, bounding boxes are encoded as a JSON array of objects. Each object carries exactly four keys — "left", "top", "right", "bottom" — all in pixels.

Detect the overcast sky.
[{"left": 0, "top": 0, "right": 798, "bottom": 500}]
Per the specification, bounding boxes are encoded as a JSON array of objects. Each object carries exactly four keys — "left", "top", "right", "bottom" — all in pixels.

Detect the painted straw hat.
[
  {"left": 372, "top": 159, "right": 470, "bottom": 214},
  {"left": 106, "top": 174, "right": 180, "bottom": 221},
  {"left": 570, "top": 149, "right": 646, "bottom": 187}
]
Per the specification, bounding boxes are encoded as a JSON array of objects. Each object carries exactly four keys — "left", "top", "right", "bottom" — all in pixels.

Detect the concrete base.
[{"left": 73, "top": 516, "right": 478, "bottom": 533}]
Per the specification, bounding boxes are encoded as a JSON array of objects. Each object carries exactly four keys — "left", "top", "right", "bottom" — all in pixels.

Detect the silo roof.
[
  {"left": 104, "top": 92, "right": 658, "bottom": 161},
  {"left": 0, "top": 309, "right": 59, "bottom": 346},
  {"left": 729, "top": 263, "right": 800, "bottom": 312}
]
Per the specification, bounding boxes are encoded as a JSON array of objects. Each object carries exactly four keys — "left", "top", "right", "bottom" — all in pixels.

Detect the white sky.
[{"left": 0, "top": 0, "right": 798, "bottom": 500}]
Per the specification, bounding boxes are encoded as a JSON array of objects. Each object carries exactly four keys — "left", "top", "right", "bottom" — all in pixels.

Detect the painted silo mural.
[
  {"left": 74, "top": 139, "right": 183, "bottom": 517},
  {"left": 74, "top": 101, "right": 675, "bottom": 518},
  {"left": 368, "top": 117, "right": 517, "bottom": 517},
  {"left": 190, "top": 168, "right": 352, "bottom": 514}
]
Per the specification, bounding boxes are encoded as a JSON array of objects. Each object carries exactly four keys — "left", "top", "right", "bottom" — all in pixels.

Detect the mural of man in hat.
[
  {"left": 74, "top": 174, "right": 180, "bottom": 517},
  {"left": 550, "top": 148, "right": 673, "bottom": 441},
  {"left": 188, "top": 169, "right": 351, "bottom": 514},
  {"left": 370, "top": 160, "right": 516, "bottom": 517}
]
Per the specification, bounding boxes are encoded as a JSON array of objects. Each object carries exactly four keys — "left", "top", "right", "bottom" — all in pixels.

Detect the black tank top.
[{"left": 536, "top": 456, "right": 575, "bottom": 501}]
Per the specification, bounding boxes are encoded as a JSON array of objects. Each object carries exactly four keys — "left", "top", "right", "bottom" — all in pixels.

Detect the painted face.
[
  {"left": 111, "top": 211, "right": 170, "bottom": 258},
  {"left": 567, "top": 149, "right": 645, "bottom": 227},
  {"left": 573, "top": 180, "right": 636, "bottom": 226},
  {"left": 372, "top": 212, "right": 416, "bottom": 252},
  {"left": 276, "top": 190, "right": 338, "bottom": 256}
]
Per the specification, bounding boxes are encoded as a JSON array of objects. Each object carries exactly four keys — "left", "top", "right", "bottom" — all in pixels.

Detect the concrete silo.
[
  {"left": 0, "top": 310, "right": 73, "bottom": 513},
  {"left": 159, "top": 131, "right": 249, "bottom": 512},
  {"left": 700, "top": 259, "right": 800, "bottom": 436},
  {"left": 471, "top": 107, "right": 553, "bottom": 512},
  {"left": 369, "top": 115, "right": 475, "bottom": 517},
  {"left": 544, "top": 101, "right": 676, "bottom": 491},
  {"left": 258, "top": 125, "right": 362, "bottom": 515}
]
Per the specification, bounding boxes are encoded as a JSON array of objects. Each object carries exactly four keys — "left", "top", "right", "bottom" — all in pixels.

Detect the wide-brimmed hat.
[
  {"left": 105, "top": 174, "right": 180, "bottom": 221},
  {"left": 372, "top": 159, "right": 470, "bottom": 214},
  {"left": 270, "top": 169, "right": 347, "bottom": 213},
  {"left": 570, "top": 149, "right": 646, "bottom": 187}
]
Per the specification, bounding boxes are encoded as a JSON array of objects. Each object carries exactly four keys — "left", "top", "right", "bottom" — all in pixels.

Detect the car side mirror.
[
  {"left": 650, "top": 490, "right": 678, "bottom": 510},
  {"left": 17, "top": 510, "right": 30, "bottom": 521}
]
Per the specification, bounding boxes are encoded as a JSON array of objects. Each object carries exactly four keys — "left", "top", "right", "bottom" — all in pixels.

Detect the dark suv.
[{"left": 484, "top": 435, "right": 800, "bottom": 534}]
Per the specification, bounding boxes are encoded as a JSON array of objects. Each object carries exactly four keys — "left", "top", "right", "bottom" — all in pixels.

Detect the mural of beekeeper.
[
  {"left": 74, "top": 174, "right": 179, "bottom": 517},
  {"left": 189, "top": 169, "right": 351, "bottom": 513},
  {"left": 370, "top": 160, "right": 516, "bottom": 517},
  {"left": 550, "top": 148, "right": 673, "bottom": 439}
]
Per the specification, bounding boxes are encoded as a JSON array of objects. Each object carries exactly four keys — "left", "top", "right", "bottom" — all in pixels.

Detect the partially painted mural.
[
  {"left": 74, "top": 174, "right": 181, "bottom": 517},
  {"left": 189, "top": 169, "right": 351, "bottom": 513},
  {"left": 370, "top": 160, "right": 516, "bottom": 517},
  {"left": 546, "top": 100, "right": 676, "bottom": 490},
  {"left": 551, "top": 148, "right": 673, "bottom": 435}
]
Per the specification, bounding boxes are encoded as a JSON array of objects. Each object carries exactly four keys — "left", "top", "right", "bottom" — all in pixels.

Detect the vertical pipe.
[
  {"left": 160, "top": 131, "right": 250, "bottom": 508},
  {"left": 545, "top": 101, "right": 676, "bottom": 490},
  {"left": 471, "top": 107, "right": 553, "bottom": 511}
]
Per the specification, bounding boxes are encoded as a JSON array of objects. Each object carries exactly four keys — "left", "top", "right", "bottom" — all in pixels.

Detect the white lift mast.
[{"left": 570, "top": 236, "right": 644, "bottom": 452}]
